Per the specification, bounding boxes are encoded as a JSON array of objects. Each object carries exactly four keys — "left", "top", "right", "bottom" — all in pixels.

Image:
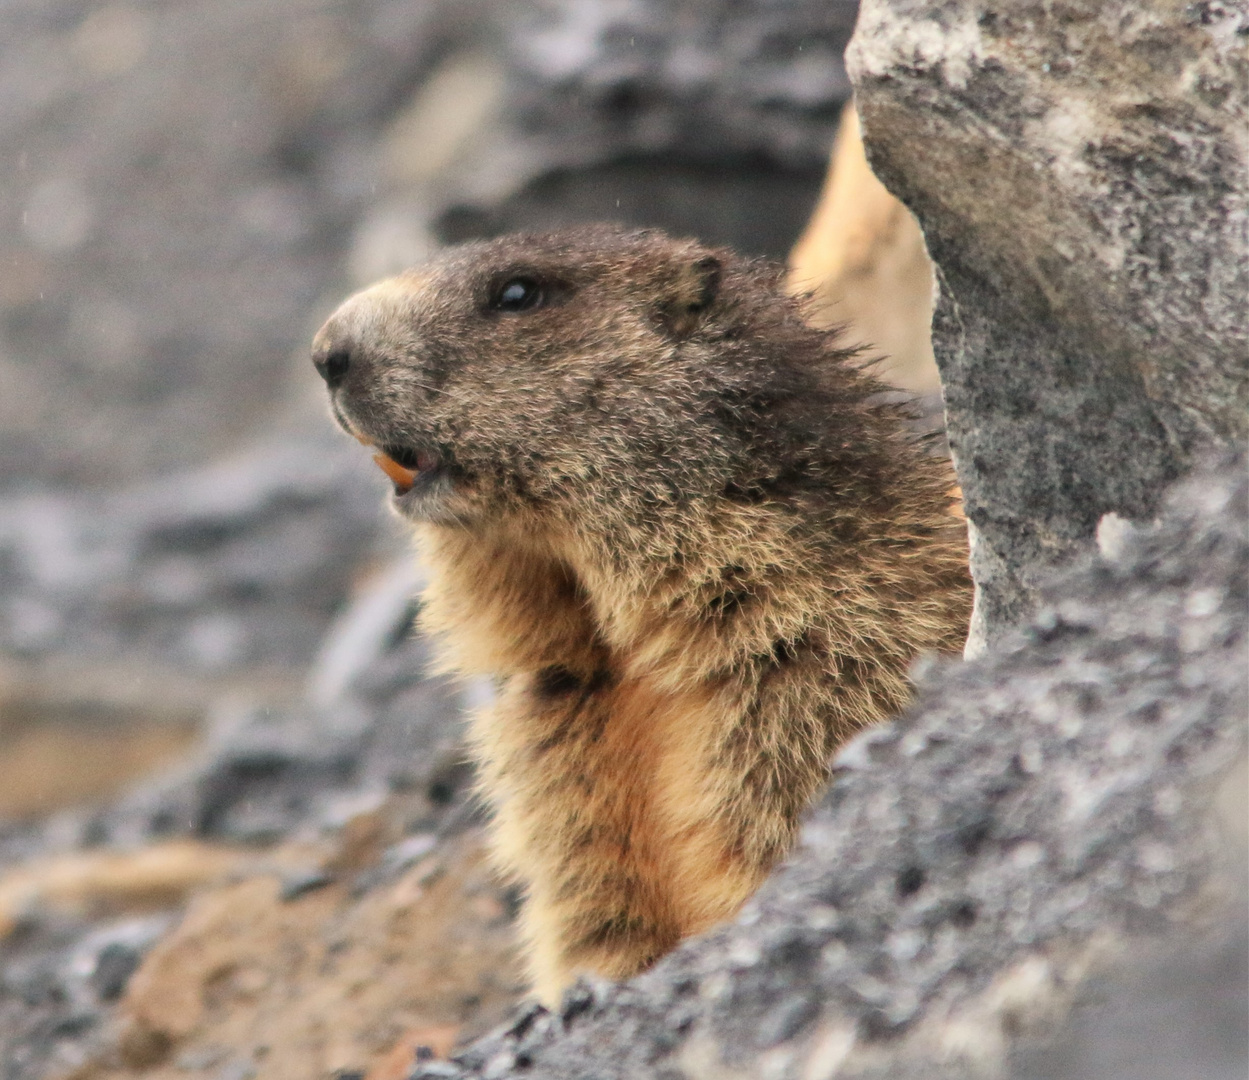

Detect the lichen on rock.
[{"left": 848, "top": 0, "right": 1248, "bottom": 650}]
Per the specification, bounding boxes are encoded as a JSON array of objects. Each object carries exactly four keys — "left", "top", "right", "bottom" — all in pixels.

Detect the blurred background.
[
  {"left": 1, "top": 0, "right": 864, "bottom": 493},
  {"left": 0, "top": 0, "right": 917, "bottom": 834},
  {"left": 0, "top": 2, "right": 942, "bottom": 1074}
]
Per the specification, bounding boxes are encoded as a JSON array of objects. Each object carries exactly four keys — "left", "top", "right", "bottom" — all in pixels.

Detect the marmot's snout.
[
  {"left": 311, "top": 281, "right": 423, "bottom": 440},
  {"left": 310, "top": 285, "right": 395, "bottom": 410},
  {"left": 311, "top": 284, "right": 456, "bottom": 513},
  {"left": 310, "top": 303, "right": 370, "bottom": 418},
  {"left": 311, "top": 339, "right": 351, "bottom": 390}
]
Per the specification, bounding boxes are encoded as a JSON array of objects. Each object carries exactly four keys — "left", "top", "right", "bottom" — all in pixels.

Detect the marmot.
[{"left": 312, "top": 225, "right": 971, "bottom": 1003}]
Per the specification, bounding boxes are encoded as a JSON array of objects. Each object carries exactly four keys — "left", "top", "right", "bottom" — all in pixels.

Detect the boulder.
[
  {"left": 0, "top": 438, "right": 383, "bottom": 678},
  {"left": 0, "top": 548, "right": 487, "bottom": 1076},
  {"left": 0, "top": 0, "right": 487, "bottom": 489},
  {"left": 847, "top": 0, "right": 1248, "bottom": 651},
  {"left": 371, "top": 0, "right": 863, "bottom": 271}
]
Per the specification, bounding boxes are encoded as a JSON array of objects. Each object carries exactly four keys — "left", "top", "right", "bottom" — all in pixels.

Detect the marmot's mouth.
[
  {"left": 337, "top": 418, "right": 444, "bottom": 497},
  {"left": 373, "top": 444, "right": 442, "bottom": 495}
]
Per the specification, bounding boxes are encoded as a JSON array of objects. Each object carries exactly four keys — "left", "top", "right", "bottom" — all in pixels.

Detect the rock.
[
  {"left": 846, "top": 0, "right": 1249, "bottom": 651},
  {"left": 0, "top": 841, "right": 246, "bottom": 940},
  {"left": 0, "top": 913, "right": 173, "bottom": 1077},
  {"left": 0, "top": 687, "right": 200, "bottom": 821},
  {"left": 1010, "top": 914, "right": 1248, "bottom": 1080},
  {"left": 83, "top": 550, "right": 472, "bottom": 851},
  {"left": 111, "top": 834, "right": 520, "bottom": 1079},
  {"left": 0, "top": 544, "right": 476, "bottom": 1075},
  {"left": 505, "top": 0, "right": 857, "bottom": 170},
  {"left": 417, "top": 0, "right": 862, "bottom": 262},
  {"left": 0, "top": 436, "right": 384, "bottom": 678},
  {"left": 0, "top": 0, "right": 488, "bottom": 489},
  {"left": 89, "top": 941, "right": 145, "bottom": 1003},
  {"left": 416, "top": 453, "right": 1246, "bottom": 1080},
  {"left": 0, "top": 435, "right": 395, "bottom": 838}
]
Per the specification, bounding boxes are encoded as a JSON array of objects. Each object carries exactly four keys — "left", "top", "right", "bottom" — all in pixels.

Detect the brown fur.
[{"left": 312, "top": 226, "right": 971, "bottom": 1003}]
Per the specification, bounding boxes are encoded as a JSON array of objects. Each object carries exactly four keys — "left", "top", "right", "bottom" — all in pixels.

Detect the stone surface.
[
  {"left": 413, "top": 453, "right": 1247, "bottom": 1080},
  {"left": 0, "top": 0, "right": 488, "bottom": 489},
  {"left": 0, "top": 435, "right": 397, "bottom": 826},
  {"left": 345, "top": 0, "right": 863, "bottom": 284},
  {"left": 435, "top": 0, "right": 859, "bottom": 258},
  {"left": 0, "top": 436, "right": 384, "bottom": 680},
  {"left": 0, "top": 548, "right": 485, "bottom": 1077},
  {"left": 99, "top": 835, "right": 521, "bottom": 1080},
  {"left": 846, "top": 0, "right": 1249, "bottom": 650},
  {"left": 0, "top": 540, "right": 473, "bottom": 862},
  {"left": 505, "top": 0, "right": 857, "bottom": 169},
  {"left": 0, "top": 833, "right": 523, "bottom": 1080}
]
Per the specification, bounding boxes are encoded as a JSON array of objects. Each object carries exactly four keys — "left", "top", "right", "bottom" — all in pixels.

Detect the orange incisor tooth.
[{"left": 373, "top": 453, "right": 417, "bottom": 493}]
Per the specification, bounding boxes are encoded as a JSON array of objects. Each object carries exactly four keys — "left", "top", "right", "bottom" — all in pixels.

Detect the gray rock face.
[
  {"left": 0, "top": 551, "right": 479, "bottom": 1078},
  {"left": 410, "top": 0, "right": 863, "bottom": 263},
  {"left": 506, "top": 0, "right": 857, "bottom": 169},
  {"left": 0, "top": 0, "right": 481, "bottom": 489},
  {"left": 91, "top": 554, "right": 474, "bottom": 852},
  {"left": 417, "top": 453, "right": 1247, "bottom": 1080},
  {"left": 0, "top": 437, "right": 382, "bottom": 676},
  {"left": 846, "top": 1, "right": 1249, "bottom": 650}
]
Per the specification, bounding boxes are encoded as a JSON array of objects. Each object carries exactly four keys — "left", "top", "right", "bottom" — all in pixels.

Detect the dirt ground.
[{"left": 63, "top": 829, "right": 522, "bottom": 1080}]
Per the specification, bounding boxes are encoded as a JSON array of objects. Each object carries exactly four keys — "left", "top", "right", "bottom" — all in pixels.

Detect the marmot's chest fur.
[{"left": 313, "top": 225, "right": 971, "bottom": 1003}]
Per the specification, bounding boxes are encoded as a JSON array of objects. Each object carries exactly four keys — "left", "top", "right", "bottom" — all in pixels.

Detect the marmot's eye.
[{"left": 493, "top": 277, "right": 544, "bottom": 313}]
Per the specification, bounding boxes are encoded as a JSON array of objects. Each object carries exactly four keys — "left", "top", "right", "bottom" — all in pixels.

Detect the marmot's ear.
[{"left": 657, "top": 255, "right": 721, "bottom": 338}]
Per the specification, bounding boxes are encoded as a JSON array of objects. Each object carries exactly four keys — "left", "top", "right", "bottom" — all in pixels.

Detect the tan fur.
[
  {"left": 312, "top": 226, "right": 971, "bottom": 1003},
  {"left": 788, "top": 102, "right": 939, "bottom": 394}
]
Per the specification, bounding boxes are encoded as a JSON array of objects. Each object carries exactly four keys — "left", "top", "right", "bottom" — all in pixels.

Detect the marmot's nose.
[{"left": 312, "top": 344, "right": 352, "bottom": 389}]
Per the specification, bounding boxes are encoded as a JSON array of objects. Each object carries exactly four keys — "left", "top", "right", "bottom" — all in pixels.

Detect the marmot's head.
[{"left": 312, "top": 226, "right": 856, "bottom": 527}]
